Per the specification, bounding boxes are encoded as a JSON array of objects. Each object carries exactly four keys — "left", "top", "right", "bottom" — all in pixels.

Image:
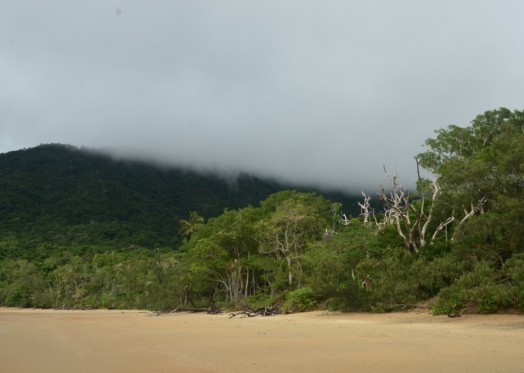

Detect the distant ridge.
[{"left": 0, "top": 144, "right": 362, "bottom": 249}]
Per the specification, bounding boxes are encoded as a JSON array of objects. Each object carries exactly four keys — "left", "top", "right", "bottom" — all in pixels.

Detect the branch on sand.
[
  {"left": 229, "top": 305, "right": 280, "bottom": 318},
  {"left": 149, "top": 307, "right": 222, "bottom": 316}
]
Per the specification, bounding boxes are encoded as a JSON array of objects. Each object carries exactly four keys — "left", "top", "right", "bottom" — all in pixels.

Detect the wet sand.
[{"left": 1, "top": 308, "right": 523, "bottom": 372}]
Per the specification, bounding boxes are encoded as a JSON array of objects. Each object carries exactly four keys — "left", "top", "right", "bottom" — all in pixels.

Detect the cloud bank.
[{"left": 2, "top": 1, "right": 523, "bottom": 191}]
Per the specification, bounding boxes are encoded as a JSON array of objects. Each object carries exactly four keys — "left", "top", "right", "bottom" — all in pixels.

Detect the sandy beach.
[{"left": 1, "top": 308, "right": 523, "bottom": 373}]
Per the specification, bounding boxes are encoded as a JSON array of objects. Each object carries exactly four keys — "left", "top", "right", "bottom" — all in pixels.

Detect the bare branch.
[
  {"left": 452, "top": 196, "right": 488, "bottom": 240},
  {"left": 358, "top": 191, "right": 372, "bottom": 224},
  {"left": 431, "top": 216, "right": 455, "bottom": 242},
  {"left": 420, "top": 178, "right": 440, "bottom": 246},
  {"left": 378, "top": 167, "right": 418, "bottom": 252}
]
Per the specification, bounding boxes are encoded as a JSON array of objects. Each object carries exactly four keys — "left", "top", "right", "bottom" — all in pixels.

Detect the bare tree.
[
  {"left": 358, "top": 191, "right": 372, "bottom": 224},
  {"left": 376, "top": 166, "right": 487, "bottom": 253},
  {"left": 377, "top": 168, "right": 421, "bottom": 253}
]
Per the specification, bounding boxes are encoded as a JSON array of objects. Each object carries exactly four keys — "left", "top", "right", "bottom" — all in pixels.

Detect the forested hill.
[
  {"left": 2, "top": 109, "right": 524, "bottom": 314},
  {"left": 0, "top": 144, "right": 360, "bottom": 249}
]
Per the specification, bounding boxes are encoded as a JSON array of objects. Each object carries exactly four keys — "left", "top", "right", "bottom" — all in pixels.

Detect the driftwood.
[
  {"left": 172, "top": 307, "right": 222, "bottom": 314},
  {"left": 229, "top": 305, "right": 280, "bottom": 319},
  {"left": 148, "top": 303, "right": 280, "bottom": 318},
  {"left": 150, "top": 307, "right": 222, "bottom": 316}
]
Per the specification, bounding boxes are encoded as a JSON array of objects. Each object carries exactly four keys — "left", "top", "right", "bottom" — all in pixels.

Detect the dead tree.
[
  {"left": 358, "top": 192, "right": 372, "bottom": 224},
  {"left": 377, "top": 167, "right": 487, "bottom": 253},
  {"left": 378, "top": 168, "right": 422, "bottom": 253}
]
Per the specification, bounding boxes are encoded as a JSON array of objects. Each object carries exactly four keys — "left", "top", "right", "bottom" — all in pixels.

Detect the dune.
[{"left": 1, "top": 308, "right": 523, "bottom": 372}]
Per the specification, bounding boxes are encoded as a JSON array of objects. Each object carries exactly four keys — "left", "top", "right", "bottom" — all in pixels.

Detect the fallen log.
[
  {"left": 229, "top": 306, "right": 280, "bottom": 319},
  {"left": 149, "top": 307, "right": 222, "bottom": 316}
]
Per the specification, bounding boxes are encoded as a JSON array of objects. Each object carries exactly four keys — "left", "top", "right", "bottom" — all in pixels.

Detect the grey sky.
[{"left": 1, "top": 1, "right": 523, "bottom": 192}]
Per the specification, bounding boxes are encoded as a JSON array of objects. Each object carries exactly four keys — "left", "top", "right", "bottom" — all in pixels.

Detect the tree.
[
  {"left": 360, "top": 166, "right": 453, "bottom": 254},
  {"left": 0, "top": 259, "right": 49, "bottom": 307},
  {"left": 178, "top": 211, "right": 205, "bottom": 238},
  {"left": 182, "top": 207, "right": 261, "bottom": 303},
  {"left": 417, "top": 108, "right": 524, "bottom": 259},
  {"left": 256, "top": 191, "right": 332, "bottom": 288},
  {"left": 304, "top": 219, "right": 380, "bottom": 309}
]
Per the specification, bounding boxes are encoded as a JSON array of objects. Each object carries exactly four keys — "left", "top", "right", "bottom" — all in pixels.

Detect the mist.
[{"left": 2, "top": 1, "right": 523, "bottom": 192}]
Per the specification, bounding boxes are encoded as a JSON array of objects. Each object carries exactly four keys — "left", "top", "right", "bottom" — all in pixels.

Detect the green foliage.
[
  {"left": 432, "top": 261, "right": 515, "bottom": 315},
  {"left": 0, "top": 248, "right": 186, "bottom": 310},
  {"left": 418, "top": 108, "right": 524, "bottom": 173},
  {"left": 500, "top": 254, "right": 524, "bottom": 311},
  {"left": 409, "top": 108, "right": 524, "bottom": 314},
  {"left": 0, "top": 144, "right": 362, "bottom": 252},
  {"left": 242, "top": 294, "right": 278, "bottom": 310},
  {"left": 417, "top": 108, "right": 524, "bottom": 252},
  {"left": 256, "top": 191, "right": 333, "bottom": 289},
  {"left": 0, "top": 259, "right": 48, "bottom": 307},
  {"left": 414, "top": 254, "right": 466, "bottom": 295},
  {"left": 0, "top": 144, "right": 363, "bottom": 311},
  {"left": 3, "top": 110, "right": 524, "bottom": 316},
  {"left": 304, "top": 220, "right": 379, "bottom": 310},
  {"left": 283, "top": 287, "right": 317, "bottom": 312},
  {"left": 355, "top": 249, "right": 419, "bottom": 312},
  {"left": 178, "top": 211, "right": 205, "bottom": 238}
]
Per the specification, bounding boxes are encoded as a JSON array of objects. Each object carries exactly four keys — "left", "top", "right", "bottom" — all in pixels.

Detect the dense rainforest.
[
  {"left": 0, "top": 143, "right": 362, "bottom": 250},
  {"left": 1, "top": 108, "right": 523, "bottom": 315}
]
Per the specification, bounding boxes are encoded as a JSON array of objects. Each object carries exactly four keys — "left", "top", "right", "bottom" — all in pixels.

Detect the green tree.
[
  {"left": 182, "top": 207, "right": 261, "bottom": 304},
  {"left": 178, "top": 211, "right": 205, "bottom": 238},
  {"left": 256, "top": 191, "right": 332, "bottom": 289},
  {"left": 417, "top": 108, "right": 524, "bottom": 241},
  {"left": 304, "top": 219, "right": 380, "bottom": 309},
  {"left": 415, "top": 108, "right": 524, "bottom": 314},
  {"left": 0, "top": 259, "right": 48, "bottom": 307},
  {"left": 417, "top": 108, "right": 524, "bottom": 259}
]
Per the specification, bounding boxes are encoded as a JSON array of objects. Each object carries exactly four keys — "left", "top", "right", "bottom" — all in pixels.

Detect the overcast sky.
[{"left": 1, "top": 1, "right": 523, "bottom": 192}]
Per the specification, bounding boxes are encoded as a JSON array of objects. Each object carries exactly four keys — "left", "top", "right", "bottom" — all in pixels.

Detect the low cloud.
[{"left": 2, "top": 1, "right": 523, "bottom": 192}]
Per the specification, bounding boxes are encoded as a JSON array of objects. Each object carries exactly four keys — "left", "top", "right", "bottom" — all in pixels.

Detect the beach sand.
[{"left": 1, "top": 307, "right": 523, "bottom": 372}]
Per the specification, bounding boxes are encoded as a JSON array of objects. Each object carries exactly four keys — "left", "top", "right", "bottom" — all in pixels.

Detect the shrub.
[
  {"left": 283, "top": 287, "right": 317, "bottom": 312},
  {"left": 415, "top": 254, "right": 467, "bottom": 296},
  {"left": 432, "top": 260, "right": 513, "bottom": 315},
  {"left": 356, "top": 248, "right": 420, "bottom": 312},
  {"left": 502, "top": 254, "right": 524, "bottom": 311}
]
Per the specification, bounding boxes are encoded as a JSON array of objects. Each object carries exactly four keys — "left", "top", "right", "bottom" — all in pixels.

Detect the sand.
[{"left": 1, "top": 308, "right": 523, "bottom": 372}]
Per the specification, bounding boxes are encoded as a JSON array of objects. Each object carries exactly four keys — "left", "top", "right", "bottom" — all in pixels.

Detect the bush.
[
  {"left": 324, "top": 296, "right": 355, "bottom": 311},
  {"left": 415, "top": 254, "right": 467, "bottom": 296},
  {"left": 432, "top": 261, "right": 513, "bottom": 315},
  {"left": 242, "top": 294, "right": 281, "bottom": 310},
  {"left": 283, "top": 287, "right": 317, "bottom": 312},
  {"left": 502, "top": 254, "right": 524, "bottom": 311},
  {"left": 356, "top": 248, "right": 420, "bottom": 312}
]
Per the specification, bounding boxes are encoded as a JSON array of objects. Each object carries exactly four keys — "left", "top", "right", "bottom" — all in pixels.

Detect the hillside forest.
[{"left": 1, "top": 108, "right": 523, "bottom": 315}]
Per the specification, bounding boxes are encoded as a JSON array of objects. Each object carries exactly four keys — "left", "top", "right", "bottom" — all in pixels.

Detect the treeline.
[{"left": 1, "top": 108, "right": 524, "bottom": 314}]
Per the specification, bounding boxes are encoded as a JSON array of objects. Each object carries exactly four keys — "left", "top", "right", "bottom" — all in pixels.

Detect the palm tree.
[{"left": 178, "top": 211, "right": 204, "bottom": 238}]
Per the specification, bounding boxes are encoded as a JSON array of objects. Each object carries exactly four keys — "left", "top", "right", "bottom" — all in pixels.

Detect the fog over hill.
[
  {"left": 2, "top": 1, "right": 524, "bottom": 191},
  {"left": 0, "top": 144, "right": 368, "bottom": 248}
]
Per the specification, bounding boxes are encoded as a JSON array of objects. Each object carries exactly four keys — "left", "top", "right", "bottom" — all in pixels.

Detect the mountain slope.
[{"left": 0, "top": 144, "right": 361, "bottom": 250}]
